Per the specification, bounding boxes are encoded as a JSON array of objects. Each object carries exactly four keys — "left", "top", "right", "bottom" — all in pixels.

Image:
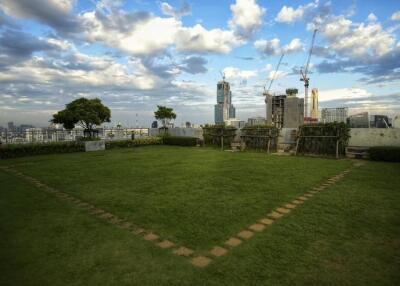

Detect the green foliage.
[
  {"left": 105, "top": 138, "right": 162, "bottom": 149},
  {"left": 297, "top": 122, "right": 350, "bottom": 157},
  {"left": 369, "top": 146, "right": 400, "bottom": 162},
  {"left": 202, "top": 125, "right": 237, "bottom": 148},
  {"left": 0, "top": 142, "right": 84, "bottom": 159},
  {"left": 51, "top": 98, "right": 111, "bottom": 132},
  {"left": 162, "top": 136, "right": 198, "bottom": 146},
  {"left": 154, "top": 105, "right": 176, "bottom": 129},
  {"left": 241, "top": 125, "right": 279, "bottom": 150}
]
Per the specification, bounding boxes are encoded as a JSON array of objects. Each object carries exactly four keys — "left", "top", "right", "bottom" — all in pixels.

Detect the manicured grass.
[{"left": 1, "top": 146, "right": 399, "bottom": 285}]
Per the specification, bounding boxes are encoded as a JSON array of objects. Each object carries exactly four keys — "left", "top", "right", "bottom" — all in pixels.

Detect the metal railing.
[{"left": 0, "top": 128, "right": 150, "bottom": 145}]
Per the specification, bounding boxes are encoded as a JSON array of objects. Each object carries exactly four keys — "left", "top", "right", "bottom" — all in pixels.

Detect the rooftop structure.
[{"left": 348, "top": 112, "right": 369, "bottom": 128}]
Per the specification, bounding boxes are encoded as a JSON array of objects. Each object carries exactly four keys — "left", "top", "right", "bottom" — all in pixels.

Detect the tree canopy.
[
  {"left": 154, "top": 105, "right": 176, "bottom": 128},
  {"left": 51, "top": 98, "right": 111, "bottom": 131}
]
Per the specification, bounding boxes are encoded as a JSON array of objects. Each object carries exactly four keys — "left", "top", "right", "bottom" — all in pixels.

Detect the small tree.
[
  {"left": 51, "top": 98, "right": 111, "bottom": 138},
  {"left": 154, "top": 105, "right": 176, "bottom": 132}
]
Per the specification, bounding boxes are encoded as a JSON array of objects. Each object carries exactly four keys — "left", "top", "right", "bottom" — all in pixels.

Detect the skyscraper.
[
  {"left": 311, "top": 88, "right": 318, "bottom": 119},
  {"left": 214, "top": 78, "right": 235, "bottom": 124}
]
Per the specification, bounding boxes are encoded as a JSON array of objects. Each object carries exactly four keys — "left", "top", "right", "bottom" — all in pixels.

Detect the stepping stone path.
[
  {"left": 0, "top": 162, "right": 364, "bottom": 268},
  {"left": 210, "top": 246, "right": 228, "bottom": 257},
  {"left": 237, "top": 230, "right": 254, "bottom": 239}
]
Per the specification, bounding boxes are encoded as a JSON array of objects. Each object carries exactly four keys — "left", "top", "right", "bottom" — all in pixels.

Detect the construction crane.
[
  {"left": 263, "top": 53, "right": 285, "bottom": 96},
  {"left": 300, "top": 29, "right": 317, "bottom": 118},
  {"left": 219, "top": 71, "right": 226, "bottom": 82}
]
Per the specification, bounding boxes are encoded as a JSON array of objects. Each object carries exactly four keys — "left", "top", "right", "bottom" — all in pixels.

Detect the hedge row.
[
  {"left": 105, "top": 137, "right": 162, "bottom": 149},
  {"left": 0, "top": 138, "right": 162, "bottom": 159},
  {"left": 369, "top": 146, "right": 400, "bottom": 162},
  {"left": 0, "top": 141, "right": 85, "bottom": 159},
  {"left": 162, "top": 136, "right": 198, "bottom": 146}
]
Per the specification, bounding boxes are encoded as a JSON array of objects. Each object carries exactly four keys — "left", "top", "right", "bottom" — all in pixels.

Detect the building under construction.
[{"left": 265, "top": 89, "right": 304, "bottom": 129}]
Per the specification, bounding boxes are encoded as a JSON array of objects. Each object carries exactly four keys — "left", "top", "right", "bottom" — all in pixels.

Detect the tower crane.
[
  {"left": 300, "top": 29, "right": 317, "bottom": 118},
  {"left": 263, "top": 53, "right": 285, "bottom": 97}
]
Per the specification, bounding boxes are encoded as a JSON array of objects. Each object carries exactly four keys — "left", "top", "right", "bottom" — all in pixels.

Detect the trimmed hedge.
[
  {"left": 369, "top": 146, "right": 400, "bottom": 162},
  {"left": 0, "top": 137, "right": 162, "bottom": 159},
  {"left": 105, "top": 137, "right": 162, "bottom": 149},
  {"left": 162, "top": 136, "right": 198, "bottom": 146},
  {"left": 0, "top": 141, "right": 85, "bottom": 159}
]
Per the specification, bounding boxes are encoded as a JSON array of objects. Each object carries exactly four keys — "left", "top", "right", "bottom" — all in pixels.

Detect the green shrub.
[
  {"left": 105, "top": 137, "right": 162, "bottom": 149},
  {"left": 241, "top": 125, "right": 278, "bottom": 150},
  {"left": 369, "top": 146, "right": 400, "bottom": 162},
  {"left": 0, "top": 142, "right": 84, "bottom": 159},
  {"left": 162, "top": 136, "right": 198, "bottom": 146},
  {"left": 202, "top": 125, "right": 237, "bottom": 148}
]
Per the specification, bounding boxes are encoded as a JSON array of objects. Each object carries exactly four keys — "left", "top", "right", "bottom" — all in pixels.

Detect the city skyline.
[{"left": 0, "top": 0, "right": 399, "bottom": 127}]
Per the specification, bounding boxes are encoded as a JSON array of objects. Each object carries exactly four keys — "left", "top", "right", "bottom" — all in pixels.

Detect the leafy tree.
[
  {"left": 154, "top": 105, "right": 176, "bottom": 130},
  {"left": 51, "top": 98, "right": 111, "bottom": 137}
]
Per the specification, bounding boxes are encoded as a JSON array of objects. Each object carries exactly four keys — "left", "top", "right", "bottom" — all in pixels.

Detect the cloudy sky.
[{"left": 0, "top": 0, "right": 399, "bottom": 127}]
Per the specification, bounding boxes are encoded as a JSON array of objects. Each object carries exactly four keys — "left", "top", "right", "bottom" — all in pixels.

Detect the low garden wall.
[{"left": 348, "top": 128, "right": 400, "bottom": 147}]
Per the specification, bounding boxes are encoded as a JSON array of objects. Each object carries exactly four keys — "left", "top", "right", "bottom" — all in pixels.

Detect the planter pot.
[{"left": 84, "top": 140, "right": 105, "bottom": 152}]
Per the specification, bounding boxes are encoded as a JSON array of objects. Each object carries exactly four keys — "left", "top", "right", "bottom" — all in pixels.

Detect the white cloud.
[
  {"left": 0, "top": 0, "right": 75, "bottom": 18},
  {"left": 229, "top": 0, "right": 265, "bottom": 38},
  {"left": 223, "top": 67, "right": 257, "bottom": 80},
  {"left": 391, "top": 11, "right": 400, "bottom": 21},
  {"left": 275, "top": 5, "right": 304, "bottom": 23},
  {"left": 176, "top": 24, "right": 243, "bottom": 54},
  {"left": 318, "top": 88, "right": 373, "bottom": 102},
  {"left": 254, "top": 38, "right": 303, "bottom": 55},
  {"left": 160, "top": 1, "right": 191, "bottom": 19},
  {"left": 268, "top": 70, "right": 287, "bottom": 80},
  {"left": 367, "top": 13, "right": 377, "bottom": 22}
]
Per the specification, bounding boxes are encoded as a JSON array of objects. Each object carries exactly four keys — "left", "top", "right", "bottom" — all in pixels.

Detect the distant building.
[
  {"left": 321, "top": 107, "right": 348, "bottom": 123},
  {"left": 7, "top": 121, "right": 15, "bottom": 131},
  {"left": 214, "top": 78, "right": 236, "bottom": 124},
  {"left": 348, "top": 112, "right": 369, "bottom": 128},
  {"left": 247, "top": 116, "right": 266, "bottom": 126},
  {"left": 151, "top": 121, "right": 158, "bottom": 128},
  {"left": 224, "top": 118, "right": 245, "bottom": 129},
  {"left": 370, "top": 115, "right": 390, "bottom": 128},
  {"left": 265, "top": 89, "right": 304, "bottom": 129},
  {"left": 185, "top": 121, "right": 192, "bottom": 128},
  {"left": 311, "top": 88, "right": 318, "bottom": 120}
]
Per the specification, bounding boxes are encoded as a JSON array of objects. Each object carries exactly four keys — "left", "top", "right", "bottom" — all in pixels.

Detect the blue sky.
[{"left": 0, "top": 0, "right": 399, "bottom": 127}]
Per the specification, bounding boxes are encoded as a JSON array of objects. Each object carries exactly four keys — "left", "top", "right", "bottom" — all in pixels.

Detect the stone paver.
[
  {"left": 132, "top": 228, "right": 145, "bottom": 235},
  {"left": 259, "top": 218, "right": 274, "bottom": 225},
  {"left": 144, "top": 233, "right": 159, "bottom": 241},
  {"left": 173, "top": 246, "right": 194, "bottom": 257},
  {"left": 284, "top": 203, "right": 296, "bottom": 209},
  {"left": 304, "top": 193, "right": 313, "bottom": 198},
  {"left": 210, "top": 246, "right": 228, "bottom": 257},
  {"left": 292, "top": 199, "right": 304, "bottom": 204},
  {"left": 268, "top": 211, "right": 283, "bottom": 219},
  {"left": 309, "top": 190, "right": 318, "bottom": 194},
  {"left": 157, "top": 240, "right": 175, "bottom": 249},
  {"left": 119, "top": 222, "right": 133, "bottom": 229},
  {"left": 298, "top": 196, "right": 308, "bottom": 201},
  {"left": 191, "top": 256, "right": 212, "bottom": 268},
  {"left": 237, "top": 230, "right": 254, "bottom": 239},
  {"left": 249, "top": 223, "right": 265, "bottom": 232},
  {"left": 276, "top": 207, "right": 291, "bottom": 214},
  {"left": 225, "top": 237, "right": 242, "bottom": 247}
]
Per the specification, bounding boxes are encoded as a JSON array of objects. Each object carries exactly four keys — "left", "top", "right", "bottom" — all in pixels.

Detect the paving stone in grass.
[
  {"left": 90, "top": 209, "right": 104, "bottom": 215},
  {"left": 210, "top": 246, "right": 228, "bottom": 257},
  {"left": 292, "top": 199, "right": 304, "bottom": 205},
  {"left": 99, "top": 213, "right": 114, "bottom": 219},
  {"left": 284, "top": 203, "right": 296, "bottom": 209},
  {"left": 237, "top": 230, "right": 254, "bottom": 239},
  {"left": 173, "top": 246, "right": 194, "bottom": 257},
  {"left": 225, "top": 237, "right": 242, "bottom": 247},
  {"left": 144, "top": 233, "right": 159, "bottom": 241},
  {"left": 249, "top": 223, "right": 266, "bottom": 232},
  {"left": 191, "top": 256, "right": 212, "bottom": 268},
  {"left": 132, "top": 228, "right": 145, "bottom": 235},
  {"left": 157, "top": 240, "right": 175, "bottom": 249},
  {"left": 309, "top": 190, "right": 318, "bottom": 194},
  {"left": 268, "top": 211, "right": 283, "bottom": 219},
  {"left": 304, "top": 193, "right": 314, "bottom": 198},
  {"left": 259, "top": 218, "right": 274, "bottom": 225},
  {"left": 276, "top": 207, "right": 291, "bottom": 214},
  {"left": 119, "top": 222, "right": 132, "bottom": 229},
  {"left": 298, "top": 196, "right": 308, "bottom": 201}
]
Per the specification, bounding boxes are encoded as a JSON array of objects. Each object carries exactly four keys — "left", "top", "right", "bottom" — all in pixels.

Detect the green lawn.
[{"left": 1, "top": 146, "right": 399, "bottom": 285}]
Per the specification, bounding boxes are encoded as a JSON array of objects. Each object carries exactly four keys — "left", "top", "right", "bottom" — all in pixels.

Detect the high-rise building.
[
  {"left": 214, "top": 79, "right": 235, "bottom": 124},
  {"left": 321, "top": 107, "right": 348, "bottom": 123},
  {"left": 311, "top": 88, "right": 318, "bottom": 119},
  {"left": 7, "top": 121, "right": 15, "bottom": 131}
]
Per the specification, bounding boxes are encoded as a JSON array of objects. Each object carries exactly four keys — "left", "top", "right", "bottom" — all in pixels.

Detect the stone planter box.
[{"left": 84, "top": 140, "right": 105, "bottom": 152}]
